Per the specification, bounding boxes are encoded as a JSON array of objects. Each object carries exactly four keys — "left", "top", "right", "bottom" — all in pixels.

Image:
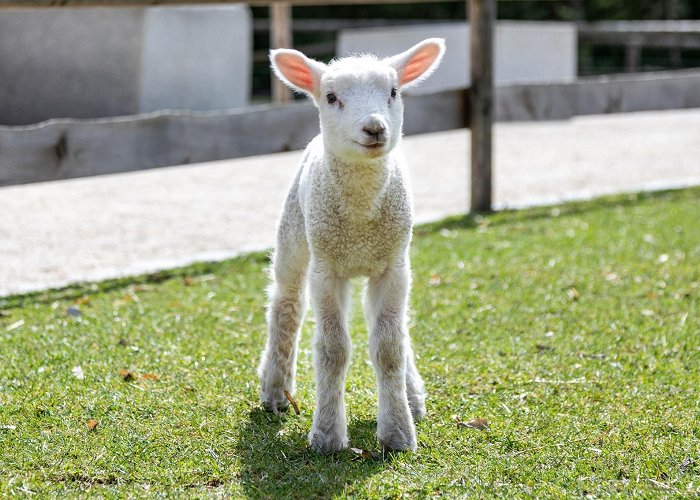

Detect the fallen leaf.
[
  {"left": 71, "top": 365, "right": 85, "bottom": 380},
  {"left": 118, "top": 369, "right": 136, "bottom": 382},
  {"left": 120, "top": 294, "right": 135, "bottom": 304},
  {"left": 284, "top": 390, "right": 300, "bottom": 415},
  {"left": 87, "top": 419, "right": 98, "bottom": 431},
  {"left": 75, "top": 297, "right": 91, "bottom": 306},
  {"left": 140, "top": 373, "right": 160, "bottom": 381},
  {"left": 350, "top": 447, "right": 382, "bottom": 460},
  {"left": 592, "top": 425, "right": 614, "bottom": 445},
  {"left": 458, "top": 418, "right": 489, "bottom": 430},
  {"left": 183, "top": 277, "right": 194, "bottom": 286},
  {"left": 350, "top": 447, "right": 371, "bottom": 460},
  {"left": 429, "top": 275, "right": 442, "bottom": 286},
  {"left": 567, "top": 288, "right": 580, "bottom": 301}
]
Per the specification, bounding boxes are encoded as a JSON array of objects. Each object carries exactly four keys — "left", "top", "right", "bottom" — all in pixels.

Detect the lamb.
[{"left": 258, "top": 38, "right": 446, "bottom": 454}]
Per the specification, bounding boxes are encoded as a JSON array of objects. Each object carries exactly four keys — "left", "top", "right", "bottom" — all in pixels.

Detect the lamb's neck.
[{"left": 325, "top": 151, "right": 393, "bottom": 215}]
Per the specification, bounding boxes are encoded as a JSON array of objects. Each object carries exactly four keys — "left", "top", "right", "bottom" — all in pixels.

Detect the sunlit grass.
[{"left": 1, "top": 188, "right": 698, "bottom": 497}]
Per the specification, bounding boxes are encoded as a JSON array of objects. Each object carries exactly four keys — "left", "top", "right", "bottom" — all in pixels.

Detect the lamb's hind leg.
[
  {"left": 405, "top": 341, "right": 426, "bottom": 421},
  {"left": 258, "top": 211, "right": 309, "bottom": 413},
  {"left": 365, "top": 260, "right": 419, "bottom": 451}
]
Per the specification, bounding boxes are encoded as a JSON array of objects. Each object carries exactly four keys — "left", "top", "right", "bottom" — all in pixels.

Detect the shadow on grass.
[{"left": 235, "top": 408, "right": 391, "bottom": 498}]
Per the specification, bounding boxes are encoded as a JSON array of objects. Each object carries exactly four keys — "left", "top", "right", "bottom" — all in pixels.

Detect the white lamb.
[{"left": 258, "top": 38, "right": 446, "bottom": 454}]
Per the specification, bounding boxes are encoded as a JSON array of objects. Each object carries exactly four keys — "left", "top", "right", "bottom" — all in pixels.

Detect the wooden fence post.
[
  {"left": 469, "top": 0, "right": 495, "bottom": 212},
  {"left": 270, "top": 1, "right": 293, "bottom": 103}
]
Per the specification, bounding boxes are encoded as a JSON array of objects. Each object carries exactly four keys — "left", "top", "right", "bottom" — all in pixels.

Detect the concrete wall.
[
  {"left": 0, "top": 6, "right": 251, "bottom": 126},
  {"left": 337, "top": 21, "right": 577, "bottom": 94}
]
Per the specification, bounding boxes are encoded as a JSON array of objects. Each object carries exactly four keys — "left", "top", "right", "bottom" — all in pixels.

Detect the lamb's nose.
[{"left": 362, "top": 117, "right": 386, "bottom": 139}]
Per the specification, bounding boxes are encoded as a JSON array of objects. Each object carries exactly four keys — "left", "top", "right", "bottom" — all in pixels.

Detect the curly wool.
[{"left": 258, "top": 39, "right": 445, "bottom": 454}]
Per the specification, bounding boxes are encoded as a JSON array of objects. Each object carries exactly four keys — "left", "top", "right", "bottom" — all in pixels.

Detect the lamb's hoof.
[
  {"left": 378, "top": 424, "right": 417, "bottom": 452},
  {"left": 262, "top": 399, "right": 289, "bottom": 414},
  {"left": 408, "top": 395, "right": 426, "bottom": 422},
  {"left": 261, "top": 388, "right": 290, "bottom": 414},
  {"left": 309, "top": 428, "right": 348, "bottom": 455}
]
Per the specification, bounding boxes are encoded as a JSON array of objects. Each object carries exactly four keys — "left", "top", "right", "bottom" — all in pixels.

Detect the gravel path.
[{"left": 1, "top": 108, "right": 699, "bottom": 296}]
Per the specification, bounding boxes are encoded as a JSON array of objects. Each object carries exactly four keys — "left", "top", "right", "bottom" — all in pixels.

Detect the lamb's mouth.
[{"left": 355, "top": 141, "right": 385, "bottom": 150}]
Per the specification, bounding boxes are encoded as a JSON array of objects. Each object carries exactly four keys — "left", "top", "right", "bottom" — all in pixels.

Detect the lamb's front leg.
[
  {"left": 308, "top": 263, "right": 352, "bottom": 454},
  {"left": 258, "top": 209, "right": 309, "bottom": 414},
  {"left": 366, "top": 261, "right": 420, "bottom": 451}
]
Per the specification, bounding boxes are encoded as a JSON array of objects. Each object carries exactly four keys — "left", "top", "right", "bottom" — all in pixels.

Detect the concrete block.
[
  {"left": 337, "top": 21, "right": 577, "bottom": 94},
  {"left": 0, "top": 6, "right": 251, "bottom": 126},
  {"left": 139, "top": 6, "right": 252, "bottom": 114}
]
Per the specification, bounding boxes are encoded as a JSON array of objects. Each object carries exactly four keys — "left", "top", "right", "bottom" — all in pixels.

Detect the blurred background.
[{"left": 250, "top": 0, "right": 700, "bottom": 99}]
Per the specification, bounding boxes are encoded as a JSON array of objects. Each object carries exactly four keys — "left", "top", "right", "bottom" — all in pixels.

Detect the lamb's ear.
[
  {"left": 270, "top": 49, "right": 327, "bottom": 100},
  {"left": 383, "top": 38, "right": 446, "bottom": 90}
]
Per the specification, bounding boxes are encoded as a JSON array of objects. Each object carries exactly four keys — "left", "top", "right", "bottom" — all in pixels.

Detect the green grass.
[{"left": 1, "top": 188, "right": 699, "bottom": 497}]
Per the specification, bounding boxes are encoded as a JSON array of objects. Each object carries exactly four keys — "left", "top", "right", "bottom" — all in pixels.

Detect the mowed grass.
[{"left": 1, "top": 188, "right": 699, "bottom": 497}]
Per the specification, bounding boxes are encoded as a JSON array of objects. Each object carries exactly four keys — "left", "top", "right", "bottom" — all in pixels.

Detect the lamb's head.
[{"left": 270, "top": 38, "right": 445, "bottom": 161}]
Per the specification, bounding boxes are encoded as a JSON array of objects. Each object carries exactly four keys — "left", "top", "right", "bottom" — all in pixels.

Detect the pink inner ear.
[
  {"left": 400, "top": 44, "right": 441, "bottom": 86},
  {"left": 276, "top": 54, "right": 315, "bottom": 92}
]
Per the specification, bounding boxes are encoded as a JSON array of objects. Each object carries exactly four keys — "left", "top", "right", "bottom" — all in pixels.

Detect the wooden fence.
[
  {"left": 1, "top": 2, "right": 699, "bottom": 210},
  {"left": 2, "top": 68, "right": 699, "bottom": 187},
  {"left": 578, "top": 21, "right": 700, "bottom": 73},
  {"left": 251, "top": 20, "right": 700, "bottom": 80},
  {"left": 0, "top": 0, "right": 496, "bottom": 211}
]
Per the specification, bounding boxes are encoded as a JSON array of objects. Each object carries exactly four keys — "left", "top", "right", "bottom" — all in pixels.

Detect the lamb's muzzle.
[
  {"left": 258, "top": 37, "right": 446, "bottom": 454},
  {"left": 361, "top": 115, "right": 388, "bottom": 144}
]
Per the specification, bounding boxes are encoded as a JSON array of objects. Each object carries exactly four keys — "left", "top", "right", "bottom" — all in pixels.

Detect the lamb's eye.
[
  {"left": 326, "top": 92, "right": 337, "bottom": 105},
  {"left": 390, "top": 87, "right": 397, "bottom": 98}
]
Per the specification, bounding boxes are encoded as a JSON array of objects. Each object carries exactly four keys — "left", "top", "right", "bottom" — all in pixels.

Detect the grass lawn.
[{"left": 1, "top": 188, "right": 699, "bottom": 497}]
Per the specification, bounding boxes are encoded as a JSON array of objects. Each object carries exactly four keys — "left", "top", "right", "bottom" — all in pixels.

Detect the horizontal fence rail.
[
  {"left": 2, "top": 69, "right": 699, "bottom": 187},
  {"left": 579, "top": 20, "right": 700, "bottom": 49}
]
